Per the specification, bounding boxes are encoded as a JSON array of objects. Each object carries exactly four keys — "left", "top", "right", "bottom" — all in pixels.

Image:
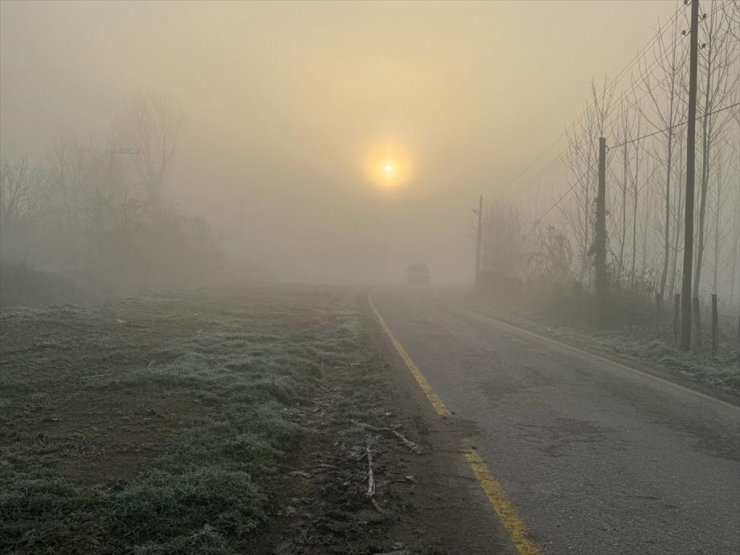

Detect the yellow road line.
[
  {"left": 368, "top": 292, "right": 542, "bottom": 555},
  {"left": 368, "top": 294, "right": 451, "bottom": 417},
  {"left": 465, "top": 449, "right": 542, "bottom": 555}
]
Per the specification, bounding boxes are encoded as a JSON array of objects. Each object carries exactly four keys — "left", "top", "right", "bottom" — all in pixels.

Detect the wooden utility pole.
[
  {"left": 680, "top": 0, "right": 699, "bottom": 351},
  {"left": 595, "top": 137, "right": 608, "bottom": 320},
  {"left": 475, "top": 194, "right": 484, "bottom": 290}
]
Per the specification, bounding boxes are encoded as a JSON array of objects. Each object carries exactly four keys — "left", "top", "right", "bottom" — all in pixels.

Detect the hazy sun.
[{"left": 366, "top": 143, "right": 411, "bottom": 188}]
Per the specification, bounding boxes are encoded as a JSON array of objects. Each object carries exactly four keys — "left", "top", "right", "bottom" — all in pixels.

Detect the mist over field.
[
  {"left": 3, "top": 0, "right": 711, "bottom": 291},
  {"left": 2, "top": 3, "right": 740, "bottom": 554}
]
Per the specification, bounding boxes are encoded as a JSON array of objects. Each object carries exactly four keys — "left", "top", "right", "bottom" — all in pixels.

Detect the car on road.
[{"left": 406, "top": 263, "right": 430, "bottom": 284}]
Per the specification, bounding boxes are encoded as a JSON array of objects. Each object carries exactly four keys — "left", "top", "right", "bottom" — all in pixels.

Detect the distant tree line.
[{"left": 0, "top": 95, "right": 221, "bottom": 301}]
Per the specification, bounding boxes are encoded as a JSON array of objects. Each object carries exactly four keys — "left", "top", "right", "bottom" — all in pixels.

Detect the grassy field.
[{"left": 0, "top": 286, "right": 426, "bottom": 554}]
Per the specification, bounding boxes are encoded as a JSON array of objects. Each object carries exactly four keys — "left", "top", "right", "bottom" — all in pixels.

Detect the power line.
[
  {"left": 603, "top": 0, "right": 725, "bottom": 134},
  {"left": 528, "top": 101, "right": 739, "bottom": 230},
  {"left": 1, "top": 93, "right": 78, "bottom": 128},
  {"left": 530, "top": 0, "right": 722, "bottom": 178},
  {"left": 492, "top": 135, "right": 567, "bottom": 201},
  {"left": 524, "top": 40, "right": 679, "bottom": 198},
  {"left": 527, "top": 5, "right": 738, "bottom": 230},
  {"left": 492, "top": 0, "right": 688, "bottom": 202},
  {"left": 498, "top": 151, "right": 565, "bottom": 202},
  {"left": 531, "top": 181, "right": 580, "bottom": 228},
  {"left": 598, "top": 0, "right": 691, "bottom": 134},
  {"left": 609, "top": 101, "right": 739, "bottom": 149},
  {"left": 530, "top": 160, "right": 600, "bottom": 228},
  {"left": 610, "top": 2, "right": 686, "bottom": 89}
]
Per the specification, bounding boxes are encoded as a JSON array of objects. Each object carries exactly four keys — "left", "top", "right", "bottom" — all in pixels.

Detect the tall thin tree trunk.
[
  {"left": 732, "top": 215, "right": 738, "bottom": 307},
  {"left": 618, "top": 138, "right": 628, "bottom": 285},
  {"left": 659, "top": 129, "right": 674, "bottom": 300},
  {"left": 732, "top": 188, "right": 739, "bottom": 308},
  {"left": 641, "top": 170, "right": 650, "bottom": 279},
  {"left": 693, "top": 33, "right": 715, "bottom": 299},
  {"left": 658, "top": 23, "right": 679, "bottom": 301},
  {"left": 712, "top": 160, "right": 722, "bottom": 294},
  {"left": 631, "top": 128, "right": 641, "bottom": 286},
  {"left": 583, "top": 138, "right": 594, "bottom": 285},
  {"left": 668, "top": 130, "right": 686, "bottom": 300},
  {"left": 581, "top": 164, "right": 591, "bottom": 284}
]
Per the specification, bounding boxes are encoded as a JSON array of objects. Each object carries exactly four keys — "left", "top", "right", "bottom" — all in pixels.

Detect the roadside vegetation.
[
  {"left": 0, "top": 95, "right": 224, "bottom": 308},
  {"left": 472, "top": 1, "right": 739, "bottom": 397}
]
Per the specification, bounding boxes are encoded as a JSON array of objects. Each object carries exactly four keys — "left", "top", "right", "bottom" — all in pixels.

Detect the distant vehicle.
[{"left": 406, "top": 263, "right": 430, "bottom": 284}]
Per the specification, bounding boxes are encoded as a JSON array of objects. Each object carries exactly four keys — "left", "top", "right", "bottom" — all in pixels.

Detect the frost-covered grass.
[
  {"left": 0, "top": 287, "right": 368, "bottom": 553},
  {"left": 466, "top": 293, "right": 740, "bottom": 397},
  {"left": 587, "top": 331, "right": 739, "bottom": 393},
  {"left": 1, "top": 467, "right": 263, "bottom": 553}
]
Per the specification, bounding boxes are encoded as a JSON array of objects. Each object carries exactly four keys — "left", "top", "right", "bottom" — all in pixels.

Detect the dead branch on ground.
[
  {"left": 365, "top": 443, "right": 375, "bottom": 497},
  {"left": 352, "top": 420, "right": 425, "bottom": 455}
]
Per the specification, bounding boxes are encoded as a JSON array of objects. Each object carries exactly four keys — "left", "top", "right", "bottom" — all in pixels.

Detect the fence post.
[{"left": 711, "top": 294, "right": 718, "bottom": 357}]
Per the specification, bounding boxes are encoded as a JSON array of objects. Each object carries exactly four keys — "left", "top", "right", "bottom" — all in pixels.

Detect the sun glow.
[{"left": 366, "top": 143, "right": 411, "bottom": 188}]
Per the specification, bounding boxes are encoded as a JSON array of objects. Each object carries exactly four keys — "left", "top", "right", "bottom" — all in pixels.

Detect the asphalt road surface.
[{"left": 371, "top": 287, "right": 740, "bottom": 555}]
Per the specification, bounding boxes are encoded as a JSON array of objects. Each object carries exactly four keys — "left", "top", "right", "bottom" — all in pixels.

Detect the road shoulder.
[{"left": 363, "top": 292, "right": 516, "bottom": 555}]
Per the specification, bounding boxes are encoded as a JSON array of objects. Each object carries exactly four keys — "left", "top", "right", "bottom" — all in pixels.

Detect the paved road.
[{"left": 372, "top": 287, "right": 740, "bottom": 554}]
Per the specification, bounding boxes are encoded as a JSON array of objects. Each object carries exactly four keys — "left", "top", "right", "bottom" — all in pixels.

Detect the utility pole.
[
  {"left": 680, "top": 0, "right": 699, "bottom": 351},
  {"left": 595, "top": 137, "right": 608, "bottom": 321},
  {"left": 475, "top": 194, "right": 484, "bottom": 291}
]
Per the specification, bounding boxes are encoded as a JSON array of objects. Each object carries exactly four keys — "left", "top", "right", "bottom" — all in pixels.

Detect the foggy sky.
[{"left": 1, "top": 0, "right": 677, "bottom": 283}]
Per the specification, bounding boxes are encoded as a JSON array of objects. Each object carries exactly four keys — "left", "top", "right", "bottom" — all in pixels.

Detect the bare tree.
[
  {"left": 526, "top": 0, "right": 738, "bottom": 336},
  {"left": 0, "top": 159, "right": 47, "bottom": 263},
  {"left": 111, "top": 95, "right": 182, "bottom": 205},
  {"left": 668, "top": 122, "right": 687, "bottom": 300},
  {"left": 481, "top": 201, "right": 526, "bottom": 283},
  {"left": 637, "top": 13, "right": 687, "bottom": 302},
  {"left": 693, "top": 4, "right": 736, "bottom": 300},
  {"left": 527, "top": 225, "right": 573, "bottom": 286},
  {"left": 628, "top": 110, "right": 644, "bottom": 286},
  {"left": 721, "top": 0, "right": 740, "bottom": 41},
  {"left": 612, "top": 98, "right": 633, "bottom": 286},
  {"left": 563, "top": 115, "right": 596, "bottom": 283}
]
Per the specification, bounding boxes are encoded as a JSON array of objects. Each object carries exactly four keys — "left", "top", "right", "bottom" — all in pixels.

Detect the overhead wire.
[
  {"left": 603, "top": 0, "right": 725, "bottom": 134},
  {"left": 491, "top": 0, "right": 689, "bottom": 203},
  {"left": 530, "top": 100, "right": 739, "bottom": 229},
  {"left": 609, "top": 102, "right": 739, "bottom": 149},
  {"left": 507, "top": 1, "right": 738, "bottom": 229}
]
